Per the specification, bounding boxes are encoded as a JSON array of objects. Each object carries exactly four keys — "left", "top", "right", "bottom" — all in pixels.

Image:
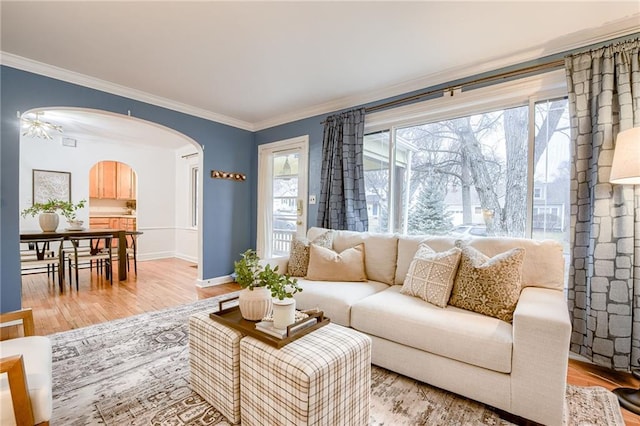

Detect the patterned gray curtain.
[
  {"left": 317, "top": 108, "right": 368, "bottom": 231},
  {"left": 565, "top": 39, "right": 640, "bottom": 371}
]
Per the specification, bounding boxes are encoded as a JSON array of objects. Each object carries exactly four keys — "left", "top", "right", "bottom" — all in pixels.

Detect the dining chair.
[
  {"left": 0, "top": 308, "right": 52, "bottom": 426},
  {"left": 125, "top": 231, "right": 139, "bottom": 275},
  {"left": 19, "top": 237, "right": 65, "bottom": 292},
  {"left": 66, "top": 235, "right": 113, "bottom": 290}
]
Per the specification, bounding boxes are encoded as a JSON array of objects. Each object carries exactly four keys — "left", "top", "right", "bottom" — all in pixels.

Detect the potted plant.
[
  {"left": 261, "top": 264, "right": 302, "bottom": 329},
  {"left": 21, "top": 199, "right": 87, "bottom": 232},
  {"left": 234, "top": 249, "right": 272, "bottom": 321}
]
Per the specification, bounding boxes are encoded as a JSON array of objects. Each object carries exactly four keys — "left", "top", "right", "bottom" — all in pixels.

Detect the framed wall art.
[{"left": 32, "top": 169, "right": 71, "bottom": 204}]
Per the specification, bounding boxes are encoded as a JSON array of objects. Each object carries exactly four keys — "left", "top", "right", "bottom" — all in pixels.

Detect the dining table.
[{"left": 20, "top": 228, "right": 139, "bottom": 281}]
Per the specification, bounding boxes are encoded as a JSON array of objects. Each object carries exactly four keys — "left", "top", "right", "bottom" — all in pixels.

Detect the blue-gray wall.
[{"left": 1, "top": 66, "right": 254, "bottom": 312}]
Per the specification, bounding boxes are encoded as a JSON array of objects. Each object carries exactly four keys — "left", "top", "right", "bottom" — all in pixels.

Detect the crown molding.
[
  {"left": 0, "top": 52, "right": 255, "bottom": 132},
  {"left": 2, "top": 14, "right": 638, "bottom": 133},
  {"left": 253, "top": 16, "right": 640, "bottom": 131}
]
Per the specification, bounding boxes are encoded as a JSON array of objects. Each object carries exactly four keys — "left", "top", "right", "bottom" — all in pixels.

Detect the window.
[
  {"left": 191, "top": 166, "right": 199, "bottom": 228},
  {"left": 363, "top": 71, "right": 570, "bottom": 251},
  {"left": 533, "top": 187, "right": 544, "bottom": 199}
]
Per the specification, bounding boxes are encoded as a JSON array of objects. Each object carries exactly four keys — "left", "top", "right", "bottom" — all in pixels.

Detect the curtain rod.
[
  {"left": 365, "top": 59, "right": 565, "bottom": 114},
  {"left": 321, "top": 58, "right": 565, "bottom": 123}
]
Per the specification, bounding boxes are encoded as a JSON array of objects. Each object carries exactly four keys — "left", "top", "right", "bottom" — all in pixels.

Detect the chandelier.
[{"left": 22, "top": 112, "right": 63, "bottom": 140}]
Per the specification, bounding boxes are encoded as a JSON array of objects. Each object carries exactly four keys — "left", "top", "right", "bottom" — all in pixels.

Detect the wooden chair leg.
[{"left": 0, "top": 355, "right": 35, "bottom": 426}]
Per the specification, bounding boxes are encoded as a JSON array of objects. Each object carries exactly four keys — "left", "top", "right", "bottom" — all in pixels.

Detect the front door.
[{"left": 257, "top": 136, "right": 309, "bottom": 258}]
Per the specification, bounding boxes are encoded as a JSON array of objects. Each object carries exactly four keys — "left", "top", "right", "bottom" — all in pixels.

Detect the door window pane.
[{"left": 272, "top": 152, "right": 298, "bottom": 255}]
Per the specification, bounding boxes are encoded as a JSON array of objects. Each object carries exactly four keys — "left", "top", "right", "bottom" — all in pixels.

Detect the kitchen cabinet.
[
  {"left": 89, "top": 216, "right": 137, "bottom": 247},
  {"left": 89, "top": 161, "right": 135, "bottom": 200},
  {"left": 117, "top": 162, "right": 135, "bottom": 200},
  {"left": 89, "top": 217, "right": 137, "bottom": 231}
]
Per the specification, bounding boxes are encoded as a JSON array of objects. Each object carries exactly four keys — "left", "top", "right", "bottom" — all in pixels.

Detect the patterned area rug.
[{"left": 50, "top": 294, "right": 624, "bottom": 425}]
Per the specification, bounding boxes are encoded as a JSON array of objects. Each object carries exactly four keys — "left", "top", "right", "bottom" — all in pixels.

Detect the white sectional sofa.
[{"left": 267, "top": 227, "right": 571, "bottom": 426}]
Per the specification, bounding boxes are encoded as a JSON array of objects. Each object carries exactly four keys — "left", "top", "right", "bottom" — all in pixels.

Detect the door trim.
[{"left": 257, "top": 135, "right": 309, "bottom": 258}]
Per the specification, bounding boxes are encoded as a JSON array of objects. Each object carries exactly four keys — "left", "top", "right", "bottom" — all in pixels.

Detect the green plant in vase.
[
  {"left": 261, "top": 264, "right": 302, "bottom": 329},
  {"left": 21, "top": 199, "right": 86, "bottom": 220},
  {"left": 21, "top": 199, "right": 86, "bottom": 231},
  {"left": 234, "top": 249, "right": 272, "bottom": 321},
  {"left": 260, "top": 264, "right": 301, "bottom": 300},
  {"left": 233, "top": 249, "right": 264, "bottom": 290}
]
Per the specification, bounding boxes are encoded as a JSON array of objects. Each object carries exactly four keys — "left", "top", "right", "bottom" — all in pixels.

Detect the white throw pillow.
[{"left": 400, "top": 244, "right": 462, "bottom": 308}]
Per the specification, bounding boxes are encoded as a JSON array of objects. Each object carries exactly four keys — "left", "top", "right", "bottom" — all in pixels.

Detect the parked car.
[{"left": 449, "top": 224, "right": 487, "bottom": 237}]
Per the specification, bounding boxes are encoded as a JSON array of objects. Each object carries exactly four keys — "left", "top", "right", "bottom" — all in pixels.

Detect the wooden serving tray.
[{"left": 209, "top": 296, "right": 330, "bottom": 349}]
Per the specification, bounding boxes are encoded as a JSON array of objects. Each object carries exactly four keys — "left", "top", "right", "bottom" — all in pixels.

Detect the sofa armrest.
[
  {"left": 510, "top": 287, "right": 571, "bottom": 426},
  {"left": 259, "top": 256, "right": 289, "bottom": 275}
]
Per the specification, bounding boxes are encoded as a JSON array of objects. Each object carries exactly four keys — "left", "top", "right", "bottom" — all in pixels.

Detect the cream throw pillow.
[
  {"left": 400, "top": 244, "right": 462, "bottom": 308},
  {"left": 306, "top": 243, "right": 367, "bottom": 282},
  {"left": 287, "top": 231, "right": 334, "bottom": 277},
  {"left": 449, "top": 243, "right": 525, "bottom": 323}
]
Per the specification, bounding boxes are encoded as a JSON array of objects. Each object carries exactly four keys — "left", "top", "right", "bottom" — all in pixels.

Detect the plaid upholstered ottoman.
[
  {"left": 188, "top": 312, "right": 243, "bottom": 424},
  {"left": 240, "top": 323, "right": 371, "bottom": 426}
]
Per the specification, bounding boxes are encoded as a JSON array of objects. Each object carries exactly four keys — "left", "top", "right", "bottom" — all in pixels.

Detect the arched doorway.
[{"left": 19, "top": 107, "right": 204, "bottom": 278}]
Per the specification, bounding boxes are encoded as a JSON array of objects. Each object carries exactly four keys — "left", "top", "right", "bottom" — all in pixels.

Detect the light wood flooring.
[{"left": 14, "top": 257, "right": 640, "bottom": 425}]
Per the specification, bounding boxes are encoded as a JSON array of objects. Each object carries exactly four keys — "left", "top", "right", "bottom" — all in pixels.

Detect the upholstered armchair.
[{"left": 0, "top": 308, "right": 52, "bottom": 426}]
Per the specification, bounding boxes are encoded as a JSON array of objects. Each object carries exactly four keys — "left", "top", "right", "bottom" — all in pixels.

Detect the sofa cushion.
[
  {"left": 468, "top": 238, "right": 564, "bottom": 290},
  {"left": 400, "top": 244, "right": 461, "bottom": 308},
  {"left": 306, "top": 243, "right": 367, "bottom": 282},
  {"left": 351, "top": 286, "right": 513, "bottom": 373},
  {"left": 395, "top": 235, "right": 565, "bottom": 291},
  {"left": 287, "top": 231, "right": 334, "bottom": 277},
  {"left": 0, "top": 336, "right": 52, "bottom": 425},
  {"left": 307, "top": 227, "right": 398, "bottom": 285},
  {"left": 293, "top": 279, "right": 389, "bottom": 327},
  {"left": 449, "top": 244, "right": 525, "bottom": 323}
]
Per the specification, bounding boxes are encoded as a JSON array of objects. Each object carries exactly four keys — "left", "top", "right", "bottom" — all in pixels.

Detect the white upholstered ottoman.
[
  {"left": 188, "top": 312, "right": 243, "bottom": 424},
  {"left": 240, "top": 323, "right": 371, "bottom": 426}
]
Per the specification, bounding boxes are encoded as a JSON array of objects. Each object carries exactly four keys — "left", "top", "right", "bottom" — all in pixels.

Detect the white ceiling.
[
  {"left": 20, "top": 109, "right": 194, "bottom": 150},
  {"left": 2, "top": 1, "right": 639, "bottom": 132}
]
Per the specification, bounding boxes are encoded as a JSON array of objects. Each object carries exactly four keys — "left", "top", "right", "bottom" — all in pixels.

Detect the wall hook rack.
[{"left": 211, "top": 170, "right": 246, "bottom": 181}]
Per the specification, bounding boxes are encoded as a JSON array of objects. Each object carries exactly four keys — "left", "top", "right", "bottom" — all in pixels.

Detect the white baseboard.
[
  {"left": 174, "top": 253, "right": 198, "bottom": 263},
  {"left": 138, "top": 251, "right": 175, "bottom": 261},
  {"left": 196, "top": 275, "right": 234, "bottom": 288}
]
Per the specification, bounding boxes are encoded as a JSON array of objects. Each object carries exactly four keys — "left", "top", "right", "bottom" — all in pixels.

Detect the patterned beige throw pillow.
[
  {"left": 400, "top": 244, "right": 462, "bottom": 308},
  {"left": 449, "top": 243, "right": 525, "bottom": 323},
  {"left": 287, "top": 231, "right": 334, "bottom": 277},
  {"left": 306, "top": 243, "right": 367, "bottom": 282}
]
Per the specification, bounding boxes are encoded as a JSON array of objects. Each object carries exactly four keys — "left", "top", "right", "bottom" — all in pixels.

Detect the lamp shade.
[{"left": 610, "top": 127, "right": 640, "bottom": 184}]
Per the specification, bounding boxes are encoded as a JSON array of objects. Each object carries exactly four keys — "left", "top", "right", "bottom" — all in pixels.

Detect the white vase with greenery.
[
  {"left": 263, "top": 264, "right": 302, "bottom": 329},
  {"left": 21, "top": 199, "right": 86, "bottom": 232},
  {"left": 234, "top": 249, "right": 272, "bottom": 321}
]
